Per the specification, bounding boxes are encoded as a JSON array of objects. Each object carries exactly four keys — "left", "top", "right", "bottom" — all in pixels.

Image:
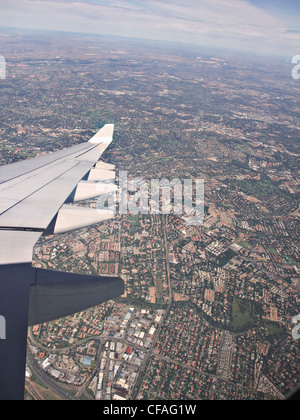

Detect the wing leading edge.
[{"left": 0, "top": 125, "right": 124, "bottom": 400}]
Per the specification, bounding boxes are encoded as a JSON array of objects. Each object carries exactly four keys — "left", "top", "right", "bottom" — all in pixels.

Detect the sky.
[{"left": 0, "top": 0, "right": 299, "bottom": 55}]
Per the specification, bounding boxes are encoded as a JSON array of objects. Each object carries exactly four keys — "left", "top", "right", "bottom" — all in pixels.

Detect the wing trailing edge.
[
  {"left": 29, "top": 267, "right": 124, "bottom": 327},
  {"left": 46, "top": 204, "right": 114, "bottom": 235}
]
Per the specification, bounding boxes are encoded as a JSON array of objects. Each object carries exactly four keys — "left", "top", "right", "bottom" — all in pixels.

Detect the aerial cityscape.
[{"left": 0, "top": 14, "right": 299, "bottom": 401}]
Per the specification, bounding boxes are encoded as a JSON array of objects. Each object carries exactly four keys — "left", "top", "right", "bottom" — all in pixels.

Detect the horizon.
[
  {"left": 0, "top": 25, "right": 296, "bottom": 61},
  {"left": 0, "top": 0, "right": 299, "bottom": 57}
]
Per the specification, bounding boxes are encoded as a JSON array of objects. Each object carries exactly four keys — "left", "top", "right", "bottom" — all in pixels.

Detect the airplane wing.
[{"left": 0, "top": 125, "right": 124, "bottom": 400}]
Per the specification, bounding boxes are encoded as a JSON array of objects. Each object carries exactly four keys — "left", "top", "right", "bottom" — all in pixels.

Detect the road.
[
  {"left": 131, "top": 215, "right": 173, "bottom": 398},
  {"left": 25, "top": 381, "right": 43, "bottom": 400},
  {"left": 27, "top": 351, "right": 77, "bottom": 400}
]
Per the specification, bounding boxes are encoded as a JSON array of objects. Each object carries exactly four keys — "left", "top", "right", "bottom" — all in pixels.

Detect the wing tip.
[{"left": 89, "top": 124, "right": 115, "bottom": 144}]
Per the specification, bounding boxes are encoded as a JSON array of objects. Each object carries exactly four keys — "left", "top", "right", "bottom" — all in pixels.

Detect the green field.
[
  {"left": 238, "top": 240, "right": 251, "bottom": 250},
  {"left": 231, "top": 297, "right": 254, "bottom": 331},
  {"left": 264, "top": 322, "right": 286, "bottom": 342},
  {"left": 128, "top": 214, "right": 139, "bottom": 221},
  {"left": 230, "top": 176, "right": 292, "bottom": 204},
  {"left": 268, "top": 247, "right": 278, "bottom": 256}
]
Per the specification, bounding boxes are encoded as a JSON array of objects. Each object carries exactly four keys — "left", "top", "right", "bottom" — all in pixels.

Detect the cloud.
[
  {"left": 248, "top": 0, "right": 300, "bottom": 15},
  {"left": 109, "top": 3, "right": 144, "bottom": 12},
  {"left": 0, "top": 0, "right": 299, "bottom": 55}
]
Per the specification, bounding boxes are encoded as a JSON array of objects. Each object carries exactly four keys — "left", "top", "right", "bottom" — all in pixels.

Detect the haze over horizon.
[{"left": 0, "top": 0, "right": 299, "bottom": 56}]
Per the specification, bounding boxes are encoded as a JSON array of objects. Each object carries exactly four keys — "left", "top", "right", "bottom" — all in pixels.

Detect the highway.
[{"left": 27, "top": 351, "right": 77, "bottom": 400}]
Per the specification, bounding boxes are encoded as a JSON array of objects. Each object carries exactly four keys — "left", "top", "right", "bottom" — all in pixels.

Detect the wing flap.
[
  {"left": 51, "top": 204, "right": 114, "bottom": 234},
  {"left": 0, "top": 263, "right": 124, "bottom": 400},
  {"left": 0, "top": 231, "right": 42, "bottom": 265},
  {"left": 29, "top": 268, "right": 124, "bottom": 326}
]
